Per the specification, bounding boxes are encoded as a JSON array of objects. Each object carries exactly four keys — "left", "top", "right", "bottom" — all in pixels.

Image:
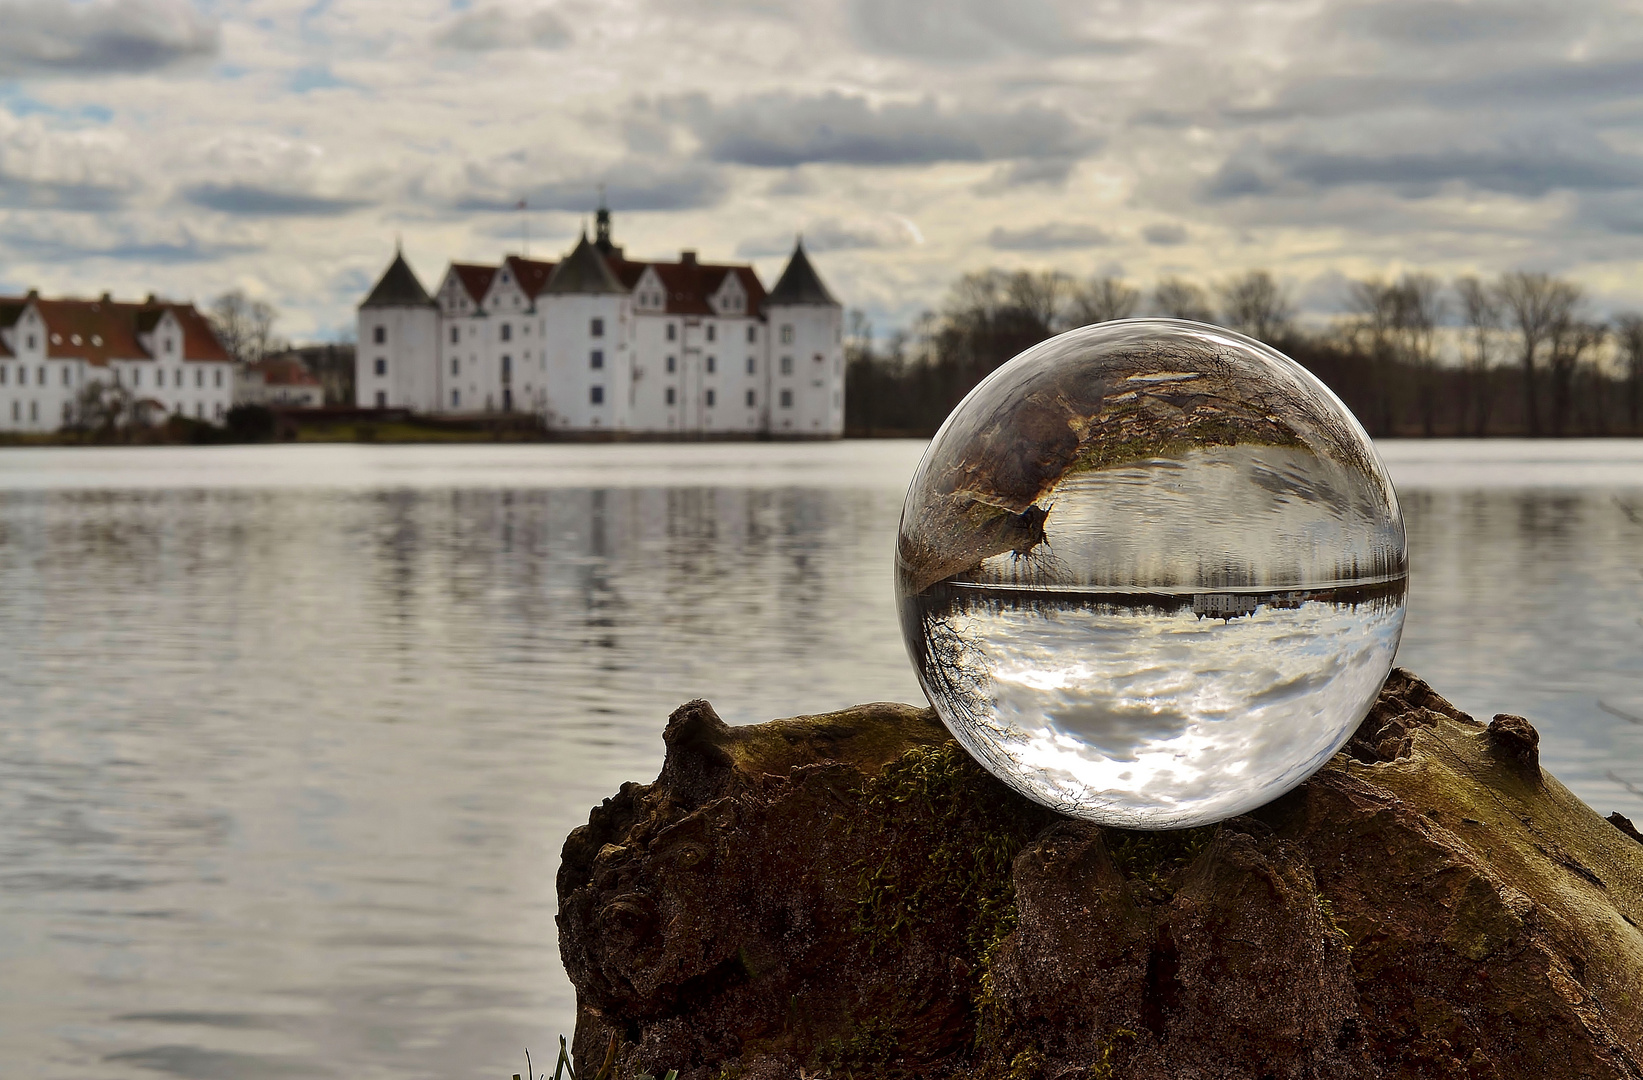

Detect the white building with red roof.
[
  {"left": 356, "top": 205, "right": 844, "bottom": 436},
  {"left": 0, "top": 292, "right": 234, "bottom": 432}
]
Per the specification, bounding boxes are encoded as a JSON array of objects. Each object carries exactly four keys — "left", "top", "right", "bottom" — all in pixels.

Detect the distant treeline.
[{"left": 844, "top": 269, "right": 1643, "bottom": 438}]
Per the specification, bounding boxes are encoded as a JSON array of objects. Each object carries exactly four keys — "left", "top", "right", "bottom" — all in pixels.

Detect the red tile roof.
[
  {"left": 247, "top": 356, "right": 320, "bottom": 386},
  {"left": 12, "top": 296, "right": 230, "bottom": 366},
  {"left": 502, "top": 255, "right": 557, "bottom": 299},
  {"left": 168, "top": 303, "right": 233, "bottom": 362},
  {"left": 610, "top": 257, "right": 768, "bottom": 317},
  {"left": 450, "top": 263, "right": 497, "bottom": 304}
]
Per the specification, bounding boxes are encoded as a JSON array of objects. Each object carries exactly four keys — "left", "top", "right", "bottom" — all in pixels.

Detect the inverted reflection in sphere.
[{"left": 895, "top": 320, "right": 1407, "bottom": 829}]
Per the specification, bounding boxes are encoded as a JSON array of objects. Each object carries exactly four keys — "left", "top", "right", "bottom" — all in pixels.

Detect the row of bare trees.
[{"left": 845, "top": 268, "right": 1643, "bottom": 438}]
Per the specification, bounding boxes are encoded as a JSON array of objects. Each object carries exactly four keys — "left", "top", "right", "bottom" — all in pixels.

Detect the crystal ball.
[{"left": 896, "top": 319, "right": 1407, "bottom": 829}]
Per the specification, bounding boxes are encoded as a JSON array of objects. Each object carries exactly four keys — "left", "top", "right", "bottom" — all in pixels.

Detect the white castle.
[{"left": 356, "top": 206, "right": 845, "bottom": 436}]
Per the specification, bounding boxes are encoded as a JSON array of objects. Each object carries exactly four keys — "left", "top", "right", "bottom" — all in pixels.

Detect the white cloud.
[
  {"left": 3, "top": 0, "right": 1643, "bottom": 339},
  {"left": 0, "top": 0, "right": 218, "bottom": 76},
  {"left": 433, "top": 6, "right": 571, "bottom": 51}
]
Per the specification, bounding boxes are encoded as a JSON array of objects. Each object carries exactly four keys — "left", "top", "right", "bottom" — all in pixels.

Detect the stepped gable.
[
  {"left": 165, "top": 303, "right": 232, "bottom": 361},
  {"left": 766, "top": 238, "right": 838, "bottom": 307},
  {"left": 450, "top": 263, "right": 498, "bottom": 305},
  {"left": 362, "top": 251, "right": 435, "bottom": 309},
  {"left": 609, "top": 253, "right": 768, "bottom": 317},
  {"left": 502, "top": 255, "right": 556, "bottom": 300},
  {"left": 545, "top": 233, "right": 628, "bottom": 295},
  {"left": 0, "top": 298, "right": 21, "bottom": 357}
]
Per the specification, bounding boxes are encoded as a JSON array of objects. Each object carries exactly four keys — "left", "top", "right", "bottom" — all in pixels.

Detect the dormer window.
[
  {"left": 26, "top": 334, "right": 35, "bottom": 350},
  {"left": 164, "top": 338, "right": 173, "bottom": 354}
]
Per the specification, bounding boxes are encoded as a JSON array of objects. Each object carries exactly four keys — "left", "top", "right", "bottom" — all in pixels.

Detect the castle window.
[
  {"left": 706, "top": 325, "right": 716, "bottom": 343},
  {"left": 373, "top": 326, "right": 386, "bottom": 344},
  {"left": 591, "top": 317, "right": 604, "bottom": 338},
  {"left": 376, "top": 391, "right": 386, "bottom": 407},
  {"left": 666, "top": 323, "right": 676, "bottom": 342},
  {"left": 17, "top": 366, "right": 24, "bottom": 386},
  {"left": 780, "top": 356, "right": 793, "bottom": 375},
  {"left": 666, "top": 387, "right": 676, "bottom": 405},
  {"left": 780, "top": 325, "right": 794, "bottom": 344},
  {"left": 666, "top": 355, "right": 676, "bottom": 373},
  {"left": 501, "top": 323, "right": 512, "bottom": 342},
  {"left": 705, "top": 355, "right": 715, "bottom": 374},
  {"left": 132, "top": 369, "right": 140, "bottom": 387},
  {"left": 0, "top": 365, "right": 6, "bottom": 384},
  {"left": 164, "top": 338, "right": 174, "bottom": 354},
  {"left": 747, "top": 326, "right": 756, "bottom": 343},
  {"left": 451, "top": 358, "right": 460, "bottom": 375},
  {"left": 590, "top": 385, "right": 604, "bottom": 405},
  {"left": 452, "top": 390, "right": 461, "bottom": 408},
  {"left": 745, "top": 389, "right": 755, "bottom": 407},
  {"left": 706, "top": 389, "right": 716, "bottom": 408},
  {"left": 746, "top": 356, "right": 756, "bottom": 374},
  {"left": 157, "top": 369, "right": 165, "bottom": 388},
  {"left": 195, "top": 368, "right": 202, "bottom": 387},
  {"left": 501, "top": 355, "right": 512, "bottom": 379},
  {"left": 591, "top": 350, "right": 604, "bottom": 370},
  {"left": 450, "top": 327, "right": 459, "bottom": 344},
  {"left": 780, "top": 389, "right": 793, "bottom": 408},
  {"left": 215, "top": 369, "right": 223, "bottom": 388},
  {"left": 815, "top": 352, "right": 824, "bottom": 363},
  {"left": 27, "top": 334, "right": 36, "bottom": 350},
  {"left": 375, "top": 358, "right": 387, "bottom": 376}
]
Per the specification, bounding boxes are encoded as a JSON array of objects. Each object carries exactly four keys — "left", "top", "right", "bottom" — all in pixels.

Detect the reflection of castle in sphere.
[{"left": 895, "top": 319, "right": 1407, "bottom": 829}]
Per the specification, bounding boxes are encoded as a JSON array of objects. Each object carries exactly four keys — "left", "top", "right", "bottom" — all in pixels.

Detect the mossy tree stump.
[{"left": 557, "top": 671, "right": 1643, "bottom": 1080}]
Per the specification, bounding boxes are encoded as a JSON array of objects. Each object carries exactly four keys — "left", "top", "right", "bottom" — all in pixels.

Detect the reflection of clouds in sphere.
[{"left": 896, "top": 320, "right": 1407, "bottom": 829}]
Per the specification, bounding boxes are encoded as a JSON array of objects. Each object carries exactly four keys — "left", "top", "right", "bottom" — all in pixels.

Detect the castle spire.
[{"left": 594, "top": 185, "right": 614, "bottom": 254}]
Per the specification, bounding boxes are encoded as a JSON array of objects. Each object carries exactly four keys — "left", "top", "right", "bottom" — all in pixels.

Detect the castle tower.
[
  {"left": 539, "top": 232, "right": 633, "bottom": 430},
  {"left": 764, "top": 239, "right": 844, "bottom": 436},
  {"left": 357, "top": 248, "right": 439, "bottom": 411}
]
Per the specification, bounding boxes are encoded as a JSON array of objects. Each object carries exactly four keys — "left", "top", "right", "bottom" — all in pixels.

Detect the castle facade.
[{"left": 356, "top": 208, "right": 845, "bottom": 437}]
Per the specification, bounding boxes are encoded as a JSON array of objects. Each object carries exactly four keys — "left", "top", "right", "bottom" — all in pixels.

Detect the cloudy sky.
[{"left": 4, "top": 0, "right": 1643, "bottom": 340}]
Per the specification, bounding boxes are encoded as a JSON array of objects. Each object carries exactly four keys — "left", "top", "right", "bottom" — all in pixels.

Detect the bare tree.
[
  {"left": 1066, "top": 276, "right": 1140, "bottom": 326},
  {"left": 1545, "top": 304, "right": 1602, "bottom": 437},
  {"left": 209, "top": 290, "right": 283, "bottom": 364},
  {"left": 1455, "top": 276, "right": 1500, "bottom": 436},
  {"left": 68, "top": 378, "right": 134, "bottom": 438},
  {"left": 1396, "top": 273, "right": 1447, "bottom": 437},
  {"left": 1495, "top": 271, "right": 1581, "bottom": 436},
  {"left": 1152, "top": 277, "right": 1215, "bottom": 322},
  {"left": 1217, "top": 270, "right": 1294, "bottom": 343},
  {"left": 1615, "top": 314, "right": 1643, "bottom": 433},
  {"left": 1345, "top": 277, "right": 1402, "bottom": 435}
]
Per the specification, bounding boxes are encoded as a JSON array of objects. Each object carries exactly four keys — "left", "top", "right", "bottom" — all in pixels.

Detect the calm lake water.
[{"left": 2, "top": 439, "right": 1641, "bottom": 1079}]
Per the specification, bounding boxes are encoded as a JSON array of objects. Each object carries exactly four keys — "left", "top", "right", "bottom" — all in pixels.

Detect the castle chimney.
[{"left": 680, "top": 250, "right": 697, "bottom": 266}]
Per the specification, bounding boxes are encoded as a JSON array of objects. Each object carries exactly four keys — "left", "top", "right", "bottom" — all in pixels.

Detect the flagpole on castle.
[{"left": 517, "top": 198, "right": 529, "bottom": 257}]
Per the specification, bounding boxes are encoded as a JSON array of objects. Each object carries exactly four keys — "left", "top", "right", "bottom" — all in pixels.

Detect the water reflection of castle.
[{"left": 356, "top": 204, "right": 844, "bottom": 438}]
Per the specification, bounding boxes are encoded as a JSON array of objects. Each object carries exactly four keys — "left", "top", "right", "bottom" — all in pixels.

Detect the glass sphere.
[{"left": 896, "top": 319, "right": 1406, "bottom": 829}]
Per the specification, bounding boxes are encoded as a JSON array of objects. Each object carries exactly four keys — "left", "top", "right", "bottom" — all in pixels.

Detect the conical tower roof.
[
  {"left": 361, "top": 250, "right": 434, "bottom": 308},
  {"left": 545, "top": 232, "right": 628, "bottom": 295},
  {"left": 766, "top": 239, "right": 838, "bottom": 307}
]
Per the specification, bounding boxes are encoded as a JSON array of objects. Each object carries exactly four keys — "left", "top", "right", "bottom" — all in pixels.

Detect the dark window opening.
[{"left": 373, "top": 326, "right": 386, "bottom": 344}]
